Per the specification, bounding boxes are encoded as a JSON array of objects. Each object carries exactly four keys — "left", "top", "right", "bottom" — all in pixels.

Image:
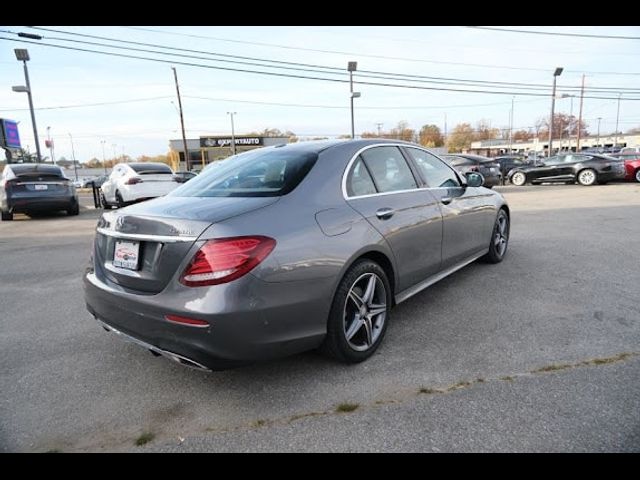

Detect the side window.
[
  {"left": 346, "top": 157, "right": 377, "bottom": 197},
  {"left": 360, "top": 146, "right": 417, "bottom": 193},
  {"left": 406, "top": 148, "right": 460, "bottom": 188}
]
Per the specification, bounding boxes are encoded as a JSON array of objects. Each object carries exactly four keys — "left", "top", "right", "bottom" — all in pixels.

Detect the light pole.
[
  {"left": 227, "top": 112, "right": 237, "bottom": 155},
  {"left": 348, "top": 61, "right": 360, "bottom": 139},
  {"left": 112, "top": 144, "right": 117, "bottom": 165},
  {"left": 46, "top": 126, "right": 55, "bottom": 164},
  {"left": 548, "top": 67, "right": 564, "bottom": 157},
  {"left": 68, "top": 133, "right": 78, "bottom": 181},
  {"left": 614, "top": 94, "right": 622, "bottom": 150},
  {"left": 12, "top": 49, "right": 42, "bottom": 163},
  {"left": 375, "top": 123, "right": 383, "bottom": 137},
  {"left": 100, "top": 140, "right": 107, "bottom": 174},
  {"left": 596, "top": 117, "right": 602, "bottom": 148}
]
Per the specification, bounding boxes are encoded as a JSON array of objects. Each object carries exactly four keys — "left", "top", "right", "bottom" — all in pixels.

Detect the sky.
[{"left": 1, "top": 26, "right": 639, "bottom": 162}]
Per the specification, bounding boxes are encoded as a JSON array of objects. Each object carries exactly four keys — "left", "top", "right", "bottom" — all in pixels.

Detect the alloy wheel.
[
  {"left": 494, "top": 212, "right": 509, "bottom": 258},
  {"left": 511, "top": 172, "right": 526, "bottom": 186},
  {"left": 578, "top": 169, "right": 596, "bottom": 186},
  {"left": 343, "top": 273, "right": 387, "bottom": 352}
]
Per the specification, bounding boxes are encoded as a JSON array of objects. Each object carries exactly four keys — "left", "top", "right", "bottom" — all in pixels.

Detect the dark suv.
[{"left": 0, "top": 163, "right": 79, "bottom": 220}]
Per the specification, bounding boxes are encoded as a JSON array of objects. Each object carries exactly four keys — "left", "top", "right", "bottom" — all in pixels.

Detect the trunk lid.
[{"left": 93, "top": 195, "right": 279, "bottom": 293}]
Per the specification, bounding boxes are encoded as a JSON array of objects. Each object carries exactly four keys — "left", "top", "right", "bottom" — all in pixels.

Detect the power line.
[
  {"left": 17, "top": 27, "right": 640, "bottom": 94},
  {"left": 0, "top": 96, "right": 173, "bottom": 112},
  {"left": 466, "top": 26, "right": 640, "bottom": 41},
  {"left": 121, "top": 26, "right": 640, "bottom": 76},
  {"left": 3, "top": 36, "right": 639, "bottom": 101}
]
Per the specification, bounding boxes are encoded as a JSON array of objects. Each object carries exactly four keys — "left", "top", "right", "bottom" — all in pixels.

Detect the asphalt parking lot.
[{"left": 1, "top": 185, "right": 639, "bottom": 452}]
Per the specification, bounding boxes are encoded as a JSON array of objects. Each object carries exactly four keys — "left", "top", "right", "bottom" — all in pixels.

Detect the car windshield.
[{"left": 170, "top": 148, "right": 318, "bottom": 198}]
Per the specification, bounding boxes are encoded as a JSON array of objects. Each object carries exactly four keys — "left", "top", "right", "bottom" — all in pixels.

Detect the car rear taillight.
[
  {"left": 125, "top": 177, "right": 143, "bottom": 185},
  {"left": 180, "top": 236, "right": 276, "bottom": 287}
]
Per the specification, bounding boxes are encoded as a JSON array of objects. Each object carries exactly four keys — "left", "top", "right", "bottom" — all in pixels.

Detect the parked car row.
[{"left": 507, "top": 153, "right": 627, "bottom": 186}]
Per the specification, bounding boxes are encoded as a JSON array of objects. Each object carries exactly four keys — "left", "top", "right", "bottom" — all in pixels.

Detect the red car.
[{"left": 616, "top": 153, "right": 640, "bottom": 182}]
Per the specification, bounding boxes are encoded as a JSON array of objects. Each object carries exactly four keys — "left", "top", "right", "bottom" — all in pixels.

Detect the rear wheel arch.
[{"left": 335, "top": 249, "right": 396, "bottom": 307}]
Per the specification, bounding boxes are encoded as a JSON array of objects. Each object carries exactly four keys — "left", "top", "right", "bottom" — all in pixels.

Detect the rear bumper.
[
  {"left": 83, "top": 269, "right": 333, "bottom": 370},
  {"left": 5, "top": 195, "right": 77, "bottom": 213}
]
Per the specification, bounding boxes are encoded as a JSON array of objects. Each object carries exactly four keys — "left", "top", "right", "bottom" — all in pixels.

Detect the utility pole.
[
  {"left": 509, "top": 97, "right": 514, "bottom": 154},
  {"left": 172, "top": 67, "right": 190, "bottom": 171},
  {"left": 68, "top": 133, "right": 78, "bottom": 181},
  {"left": 375, "top": 123, "right": 383, "bottom": 137},
  {"left": 227, "top": 112, "right": 237, "bottom": 155},
  {"left": 614, "top": 94, "right": 622, "bottom": 150},
  {"left": 576, "top": 74, "right": 585, "bottom": 151},
  {"left": 444, "top": 113, "right": 447, "bottom": 148},
  {"left": 112, "top": 144, "right": 117, "bottom": 165},
  {"left": 100, "top": 140, "right": 107, "bottom": 174},
  {"left": 596, "top": 117, "right": 602, "bottom": 147}
]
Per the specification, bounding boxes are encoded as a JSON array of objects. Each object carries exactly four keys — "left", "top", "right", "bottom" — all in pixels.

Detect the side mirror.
[{"left": 465, "top": 172, "right": 485, "bottom": 188}]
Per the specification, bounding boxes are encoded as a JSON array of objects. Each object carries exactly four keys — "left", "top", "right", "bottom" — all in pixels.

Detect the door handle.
[
  {"left": 375, "top": 208, "right": 395, "bottom": 220},
  {"left": 441, "top": 197, "right": 453, "bottom": 205}
]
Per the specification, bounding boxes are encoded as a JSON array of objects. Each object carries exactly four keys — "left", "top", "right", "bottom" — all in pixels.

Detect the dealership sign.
[
  {"left": 200, "top": 136, "right": 263, "bottom": 148},
  {"left": 0, "top": 119, "right": 21, "bottom": 149}
]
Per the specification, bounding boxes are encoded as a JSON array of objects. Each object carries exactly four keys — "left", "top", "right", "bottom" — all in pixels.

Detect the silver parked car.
[{"left": 84, "top": 140, "right": 510, "bottom": 370}]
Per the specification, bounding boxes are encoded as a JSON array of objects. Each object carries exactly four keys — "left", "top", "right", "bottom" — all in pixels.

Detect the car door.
[
  {"left": 344, "top": 145, "right": 443, "bottom": 291},
  {"left": 531, "top": 155, "right": 565, "bottom": 181},
  {"left": 404, "top": 147, "right": 495, "bottom": 269}
]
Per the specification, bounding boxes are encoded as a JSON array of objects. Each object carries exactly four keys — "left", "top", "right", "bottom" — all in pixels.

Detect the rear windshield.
[
  {"left": 130, "top": 163, "right": 173, "bottom": 174},
  {"left": 10, "top": 164, "right": 65, "bottom": 178},
  {"left": 170, "top": 148, "right": 318, "bottom": 198}
]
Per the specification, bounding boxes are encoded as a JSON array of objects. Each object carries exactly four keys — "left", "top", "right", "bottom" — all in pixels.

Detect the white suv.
[{"left": 100, "top": 162, "right": 179, "bottom": 208}]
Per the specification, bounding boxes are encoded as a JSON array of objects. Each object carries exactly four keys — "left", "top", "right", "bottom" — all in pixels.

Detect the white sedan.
[{"left": 100, "top": 162, "right": 180, "bottom": 208}]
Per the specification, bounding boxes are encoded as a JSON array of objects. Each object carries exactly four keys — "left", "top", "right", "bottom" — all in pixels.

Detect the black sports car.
[
  {"left": 507, "top": 153, "right": 626, "bottom": 186},
  {"left": 493, "top": 155, "right": 533, "bottom": 179}
]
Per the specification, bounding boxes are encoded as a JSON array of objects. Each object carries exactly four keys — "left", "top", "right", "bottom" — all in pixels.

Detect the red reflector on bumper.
[{"left": 165, "top": 314, "right": 209, "bottom": 327}]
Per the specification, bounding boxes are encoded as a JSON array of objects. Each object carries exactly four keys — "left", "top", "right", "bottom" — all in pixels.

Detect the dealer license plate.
[{"left": 113, "top": 240, "right": 140, "bottom": 270}]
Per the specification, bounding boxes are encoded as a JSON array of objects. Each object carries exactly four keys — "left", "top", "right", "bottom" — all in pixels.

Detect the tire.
[
  {"left": 321, "top": 259, "right": 392, "bottom": 363},
  {"left": 1, "top": 210, "right": 13, "bottom": 221},
  {"left": 577, "top": 168, "right": 597, "bottom": 186},
  {"left": 115, "top": 191, "right": 125, "bottom": 208},
  {"left": 100, "top": 192, "right": 112, "bottom": 209},
  {"left": 511, "top": 171, "right": 526, "bottom": 186},
  {"left": 482, "top": 209, "right": 509, "bottom": 264},
  {"left": 635, "top": 169, "right": 640, "bottom": 183},
  {"left": 67, "top": 202, "right": 80, "bottom": 216}
]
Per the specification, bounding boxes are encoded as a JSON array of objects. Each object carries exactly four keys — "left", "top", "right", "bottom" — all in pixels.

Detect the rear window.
[
  {"left": 170, "top": 148, "right": 318, "bottom": 198},
  {"left": 130, "top": 163, "right": 173, "bottom": 174},
  {"left": 10, "top": 164, "right": 65, "bottom": 178},
  {"left": 447, "top": 157, "right": 475, "bottom": 167}
]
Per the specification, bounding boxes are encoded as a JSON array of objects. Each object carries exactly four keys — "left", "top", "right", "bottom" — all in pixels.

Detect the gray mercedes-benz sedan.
[{"left": 84, "top": 140, "right": 510, "bottom": 371}]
